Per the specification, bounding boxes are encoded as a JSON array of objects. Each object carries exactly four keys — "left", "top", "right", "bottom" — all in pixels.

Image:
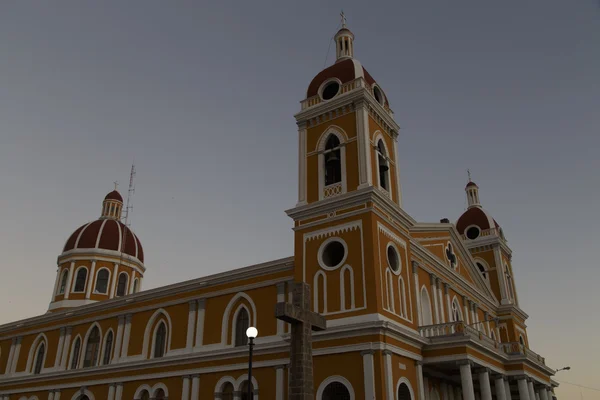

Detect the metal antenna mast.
[{"left": 118, "top": 164, "right": 136, "bottom": 277}]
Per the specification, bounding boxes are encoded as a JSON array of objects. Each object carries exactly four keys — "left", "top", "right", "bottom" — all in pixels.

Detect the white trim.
[
  {"left": 142, "top": 309, "right": 173, "bottom": 359},
  {"left": 70, "top": 388, "right": 95, "bottom": 400},
  {"left": 339, "top": 265, "right": 355, "bottom": 311},
  {"left": 318, "top": 78, "right": 342, "bottom": 101},
  {"left": 396, "top": 377, "right": 416, "bottom": 400},
  {"left": 94, "top": 220, "right": 108, "bottom": 248},
  {"left": 420, "top": 286, "right": 433, "bottom": 326},
  {"left": 314, "top": 270, "right": 327, "bottom": 314},
  {"left": 220, "top": 292, "right": 257, "bottom": 346},
  {"left": 386, "top": 241, "right": 402, "bottom": 275},
  {"left": 98, "top": 328, "right": 114, "bottom": 366},
  {"left": 230, "top": 304, "right": 251, "bottom": 347},
  {"left": 451, "top": 296, "right": 463, "bottom": 322},
  {"left": 317, "top": 237, "right": 348, "bottom": 271},
  {"left": 317, "top": 127, "right": 348, "bottom": 201},
  {"left": 234, "top": 373, "right": 259, "bottom": 399},
  {"left": 57, "top": 269, "right": 69, "bottom": 296},
  {"left": 374, "top": 133, "right": 392, "bottom": 197},
  {"left": 80, "top": 322, "right": 103, "bottom": 368},
  {"left": 463, "top": 224, "right": 482, "bottom": 240},
  {"left": 474, "top": 258, "right": 491, "bottom": 288},
  {"left": 48, "top": 299, "right": 97, "bottom": 311},
  {"left": 58, "top": 249, "right": 145, "bottom": 274},
  {"left": 133, "top": 384, "right": 152, "bottom": 399},
  {"left": 73, "top": 222, "right": 93, "bottom": 249},
  {"left": 115, "top": 272, "right": 129, "bottom": 297},
  {"left": 67, "top": 335, "right": 82, "bottom": 370},
  {"left": 398, "top": 276, "right": 407, "bottom": 318},
  {"left": 26, "top": 333, "right": 48, "bottom": 374},
  {"left": 316, "top": 375, "right": 355, "bottom": 400},
  {"left": 386, "top": 269, "right": 395, "bottom": 313},
  {"left": 71, "top": 266, "right": 89, "bottom": 293},
  {"left": 149, "top": 319, "right": 169, "bottom": 359},
  {"left": 215, "top": 375, "right": 236, "bottom": 393},
  {"left": 151, "top": 382, "right": 169, "bottom": 397},
  {"left": 93, "top": 267, "right": 111, "bottom": 294}
]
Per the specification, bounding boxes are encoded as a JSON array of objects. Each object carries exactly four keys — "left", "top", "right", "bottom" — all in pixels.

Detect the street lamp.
[
  {"left": 555, "top": 366, "right": 571, "bottom": 372},
  {"left": 246, "top": 327, "right": 258, "bottom": 400}
]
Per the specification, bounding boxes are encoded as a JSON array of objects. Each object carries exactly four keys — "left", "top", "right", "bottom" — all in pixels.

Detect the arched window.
[
  {"left": 241, "top": 380, "right": 255, "bottom": 400},
  {"left": 83, "top": 326, "right": 101, "bottom": 368},
  {"left": 73, "top": 268, "right": 87, "bottom": 292},
  {"left": 221, "top": 382, "right": 234, "bottom": 400},
  {"left": 154, "top": 389, "right": 166, "bottom": 400},
  {"left": 95, "top": 269, "right": 109, "bottom": 294},
  {"left": 116, "top": 272, "right": 128, "bottom": 297},
  {"left": 78, "top": 396, "right": 90, "bottom": 400},
  {"left": 33, "top": 342, "right": 45, "bottom": 374},
  {"left": 519, "top": 335, "right": 525, "bottom": 347},
  {"left": 58, "top": 270, "right": 69, "bottom": 295},
  {"left": 235, "top": 308, "right": 250, "bottom": 347},
  {"left": 505, "top": 269, "right": 515, "bottom": 300},
  {"left": 324, "top": 135, "right": 342, "bottom": 187},
  {"left": 102, "top": 331, "right": 113, "bottom": 365},
  {"left": 70, "top": 337, "right": 81, "bottom": 369},
  {"left": 132, "top": 279, "right": 139, "bottom": 294},
  {"left": 386, "top": 270, "right": 395, "bottom": 313},
  {"left": 153, "top": 322, "right": 167, "bottom": 358},
  {"left": 139, "top": 390, "right": 150, "bottom": 400},
  {"left": 398, "top": 382, "right": 413, "bottom": 400},
  {"left": 420, "top": 287, "right": 433, "bottom": 326},
  {"left": 322, "top": 381, "right": 351, "bottom": 400},
  {"left": 376, "top": 140, "right": 389, "bottom": 192},
  {"left": 451, "top": 298, "right": 463, "bottom": 322}
]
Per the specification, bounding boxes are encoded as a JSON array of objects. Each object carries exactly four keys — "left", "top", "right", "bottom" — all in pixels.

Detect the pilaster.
[{"left": 194, "top": 299, "right": 206, "bottom": 348}]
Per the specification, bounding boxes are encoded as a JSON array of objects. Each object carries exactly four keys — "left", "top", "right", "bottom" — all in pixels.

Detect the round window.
[
  {"left": 387, "top": 245, "right": 400, "bottom": 273},
  {"left": 320, "top": 239, "right": 346, "bottom": 269},
  {"left": 373, "top": 85, "right": 384, "bottom": 105},
  {"left": 321, "top": 81, "right": 340, "bottom": 100},
  {"left": 466, "top": 226, "right": 480, "bottom": 240}
]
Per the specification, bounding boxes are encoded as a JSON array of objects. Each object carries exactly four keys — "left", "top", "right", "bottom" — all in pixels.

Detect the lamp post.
[
  {"left": 246, "top": 326, "right": 258, "bottom": 400},
  {"left": 555, "top": 366, "right": 570, "bottom": 372}
]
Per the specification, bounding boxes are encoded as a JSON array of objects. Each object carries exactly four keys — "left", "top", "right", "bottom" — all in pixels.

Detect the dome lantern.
[
  {"left": 335, "top": 11, "right": 354, "bottom": 62},
  {"left": 101, "top": 183, "right": 124, "bottom": 220}
]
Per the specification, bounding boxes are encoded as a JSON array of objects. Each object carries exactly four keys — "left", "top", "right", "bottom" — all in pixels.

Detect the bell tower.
[{"left": 287, "top": 18, "right": 415, "bottom": 332}]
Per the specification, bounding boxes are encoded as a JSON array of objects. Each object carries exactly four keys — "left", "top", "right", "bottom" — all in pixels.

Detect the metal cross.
[
  {"left": 467, "top": 169, "right": 472, "bottom": 182},
  {"left": 113, "top": 181, "right": 119, "bottom": 191},
  {"left": 340, "top": 10, "right": 347, "bottom": 28}
]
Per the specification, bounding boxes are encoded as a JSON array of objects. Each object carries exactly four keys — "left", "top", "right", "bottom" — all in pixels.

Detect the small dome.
[
  {"left": 307, "top": 59, "right": 378, "bottom": 98},
  {"left": 456, "top": 207, "right": 500, "bottom": 234},
  {"left": 62, "top": 219, "right": 144, "bottom": 262},
  {"left": 104, "top": 190, "right": 123, "bottom": 202},
  {"left": 466, "top": 181, "right": 478, "bottom": 188}
]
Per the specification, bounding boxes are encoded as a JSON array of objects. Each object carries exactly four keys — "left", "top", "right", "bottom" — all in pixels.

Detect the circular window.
[
  {"left": 373, "top": 85, "right": 385, "bottom": 105},
  {"left": 321, "top": 81, "right": 340, "bottom": 101},
  {"left": 319, "top": 238, "right": 347, "bottom": 270},
  {"left": 465, "top": 226, "right": 480, "bottom": 240},
  {"left": 387, "top": 244, "right": 401, "bottom": 274}
]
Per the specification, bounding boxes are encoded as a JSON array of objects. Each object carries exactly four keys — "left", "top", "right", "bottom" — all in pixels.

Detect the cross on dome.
[
  {"left": 113, "top": 181, "right": 119, "bottom": 191},
  {"left": 340, "top": 10, "right": 347, "bottom": 28}
]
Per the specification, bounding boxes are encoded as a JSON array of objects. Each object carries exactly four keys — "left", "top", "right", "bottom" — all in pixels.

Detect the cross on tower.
[
  {"left": 275, "top": 282, "right": 326, "bottom": 400},
  {"left": 113, "top": 181, "right": 119, "bottom": 191},
  {"left": 340, "top": 10, "right": 347, "bottom": 28},
  {"left": 467, "top": 169, "right": 472, "bottom": 182}
]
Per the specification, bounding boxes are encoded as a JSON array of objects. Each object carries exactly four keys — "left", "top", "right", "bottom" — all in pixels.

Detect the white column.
[
  {"left": 64, "top": 262, "right": 75, "bottom": 299},
  {"left": 391, "top": 134, "right": 403, "bottom": 207},
  {"left": 181, "top": 375, "right": 191, "bottom": 400},
  {"left": 60, "top": 327, "right": 72, "bottom": 369},
  {"left": 48, "top": 391, "right": 55, "bottom": 400},
  {"left": 494, "top": 376, "right": 507, "bottom": 400},
  {"left": 441, "top": 382, "right": 449, "bottom": 400},
  {"left": 5, "top": 337, "right": 16, "bottom": 375},
  {"left": 85, "top": 261, "right": 96, "bottom": 299},
  {"left": 448, "top": 386, "right": 455, "bottom": 400},
  {"left": 471, "top": 303, "right": 478, "bottom": 330},
  {"left": 528, "top": 380, "right": 536, "bottom": 400},
  {"left": 437, "top": 278, "right": 446, "bottom": 323},
  {"left": 484, "top": 312, "right": 492, "bottom": 336},
  {"left": 430, "top": 274, "right": 440, "bottom": 324},
  {"left": 504, "top": 379, "right": 513, "bottom": 400},
  {"left": 477, "top": 368, "right": 493, "bottom": 400},
  {"left": 297, "top": 122, "right": 307, "bottom": 206},
  {"left": 10, "top": 337, "right": 22, "bottom": 374},
  {"left": 276, "top": 282, "right": 286, "bottom": 335},
  {"left": 54, "top": 327, "right": 66, "bottom": 368},
  {"left": 493, "top": 245, "right": 510, "bottom": 304},
  {"left": 356, "top": 99, "right": 373, "bottom": 188},
  {"left": 463, "top": 297, "right": 471, "bottom": 324},
  {"left": 191, "top": 374, "right": 200, "bottom": 400},
  {"left": 53, "top": 391, "right": 61, "bottom": 400},
  {"left": 110, "top": 263, "right": 119, "bottom": 298},
  {"left": 113, "top": 315, "right": 125, "bottom": 363},
  {"left": 412, "top": 262, "right": 422, "bottom": 326},
  {"left": 444, "top": 284, "right": 452, "bottom": 322},
  {"left": 416, "top": 361, "right": 426, "bottom": 400},
  {"left": 51, "top": 267, "right": 61, "bottom": 301},
  {"left": 383, "top": 350, "right": 394, "bottom": 400},
  {"left": 459, "top": 361, "right": 476, "bottom": 400},
  {"left": 276, "top": 366, "right": 285, "bottom": 400},
  {"left": 361, "top": 350, "right": 376, "bottom": 400},
  {"left": 194, "top": 299, "right": 206, "bottom": 348},
  {"left": 120, "top": 314, "right": 132, "bottom": 359},
  {"left": 517, "top": 378, "right": 531, "bottom": 400},
  {"left": 539, "top": 388, "right": 549, "bottom": 400},
  {"left": 115, "top": 383, "right": 123, "bottom": 400},
  {"left": 107, "top": 384, "right": 116, "bottom": 400},
  {"left": 128, "top": 270, "right": 137, "bottom": 293},
  {"left": 186, "top": 300, "right": 197, "bottom": 352}
]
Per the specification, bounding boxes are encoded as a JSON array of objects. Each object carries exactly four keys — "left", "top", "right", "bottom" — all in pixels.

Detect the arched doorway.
[{"left": 398, "top": 382, "right": 412, "bottom": 400}]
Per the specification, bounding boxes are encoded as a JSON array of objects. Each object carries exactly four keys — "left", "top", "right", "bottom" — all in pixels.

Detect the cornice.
[
  {"left": 0, "top": 257, "right": 294, "bottom": 334},
  {"left": 498, "top": 304, "right": 529, "bottom": 321},
  {"left": 58, "top": 248, "right": 146, "bottom": 272}
]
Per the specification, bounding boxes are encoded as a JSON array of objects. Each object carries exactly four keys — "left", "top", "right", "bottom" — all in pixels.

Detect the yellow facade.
[{"left": 0, "top": 20, "right": 557, "bottom": 400}]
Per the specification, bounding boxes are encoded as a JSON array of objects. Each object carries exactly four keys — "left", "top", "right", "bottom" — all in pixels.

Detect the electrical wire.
[
  {"left": 323, "top": 22, "right": 342, "bottom": 68},
  {"left": 556, "top": 380, "right": 600, "bottom": 392}
]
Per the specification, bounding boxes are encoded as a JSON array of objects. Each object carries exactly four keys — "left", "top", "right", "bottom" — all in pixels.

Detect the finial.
[
  {"left": 340, "top": 10, "right": 347, "bottom": 28},
  {"left": 467, "top": 169, "right": 471, "bottom": 182},
  {"left": 113, "top": 181, "right": 119, "bottom": 191}
]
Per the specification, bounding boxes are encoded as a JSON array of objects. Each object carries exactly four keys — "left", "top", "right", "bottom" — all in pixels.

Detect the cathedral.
[{"left": 0, "top": 19, "right": 558, "bottom": 400}]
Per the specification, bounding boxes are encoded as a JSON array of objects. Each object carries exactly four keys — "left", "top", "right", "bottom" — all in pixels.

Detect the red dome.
[
  {"left": 104, "top": 190, "right": 123, "bottom": 202},
  {"left": 456, "top": 207, "right": 500, "bottom": 234},
  {"left": 307, "top": 58, "right": 378, "bottom": 98},
  {"left": 62, "top": 219, "right": 144, "bottom": 262},
  {"left": 466, "top": 181, "right": 478, "bottom": 188}
]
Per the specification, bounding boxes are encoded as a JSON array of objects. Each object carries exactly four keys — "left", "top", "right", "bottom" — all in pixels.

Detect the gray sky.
[{"left": 1, "top": 1, "right": 598, "bottom": 397}]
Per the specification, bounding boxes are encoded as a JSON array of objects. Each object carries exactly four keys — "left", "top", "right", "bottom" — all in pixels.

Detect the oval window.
[
  {"left": 320, "top": 240, "right": 346, "bottom": 268},
  {"left": 321, "top": 81, "right": 340, "bottom": 100},
  {"left": 466, "top": 226, "right": 480, "bottom": 240},
  {"left": 387, "top": 245, "right": 400, "bottom": 273},
  {"left": 373, "top": 85, "right": 384, "bottom": 105}
]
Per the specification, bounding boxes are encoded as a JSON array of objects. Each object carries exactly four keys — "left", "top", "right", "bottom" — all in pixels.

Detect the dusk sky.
[{"left": 0, "top": 1, "right": 598, "bottom": 398}]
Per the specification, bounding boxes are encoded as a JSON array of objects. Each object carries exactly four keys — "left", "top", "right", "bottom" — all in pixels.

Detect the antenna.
[{"left": 118, "top": 164, "right": 136, "bottom": 282}]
